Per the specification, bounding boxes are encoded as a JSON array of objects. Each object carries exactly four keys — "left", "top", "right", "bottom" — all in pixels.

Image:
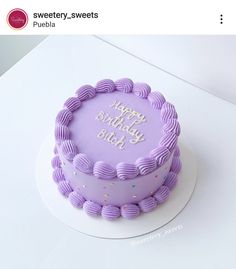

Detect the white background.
[
  {"left": 0, "top": 35, "right": 236, "bottom": 269},
  {"left": 1, "top": 35, "right": 236, "bottom": 104},
  {"left": 99, "top": 35, "right": 236, "bottom": 104},
  {"left": 0, "top": 35, "right": 46, "bottom": 75}
]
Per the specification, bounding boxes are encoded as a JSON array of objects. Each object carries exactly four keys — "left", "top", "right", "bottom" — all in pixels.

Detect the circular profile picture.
[{"left": 7, "top": 8, "right": 28, "bottom": 30}]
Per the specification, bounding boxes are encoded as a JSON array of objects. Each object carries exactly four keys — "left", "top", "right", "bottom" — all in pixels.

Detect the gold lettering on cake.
[
  {"left": 97, "top": 129, "right": 126, "bottom": 150},
  {"left": 95, "top": 100, "right": 147, "bottom": 150},
  {"left": 109, "top": 100, "right": 146, "bottom": 124}
]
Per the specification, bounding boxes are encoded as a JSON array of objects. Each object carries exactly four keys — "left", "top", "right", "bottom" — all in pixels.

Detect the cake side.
[
  {"left": 52, "top": 147, "right": 181, "bottom": 219},
  {"left": 57, "top": 146, "right": 175, "bottom": 206}
]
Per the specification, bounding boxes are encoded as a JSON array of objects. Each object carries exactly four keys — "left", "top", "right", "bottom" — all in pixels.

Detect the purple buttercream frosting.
[
  {"left": 139, "top": 196, "right": 157, "bottom": 212},
  {"left": 55, "top": 125, "right": 70, "bottom": 142},
  {"left": 101, "top": 205, "right": 121, "bottom": 220},
  {"left": 83, "top": 201, "right": 102, "bottom": 217},
  {"left": 52, "top": 168, "right": 65, "bottom": 183},
  {"left": 135, "top": 157, "right": 156, "bottom": 175},
  {"left": 159, "top": 132, "right": 177, "bottom": 152},
  {"left": 51, "top": 155, "right": 61, "bottom": 169},
  {"left": 170, "top": 157, "right": 182, "bottom": 174},
  {"left": 73, "top": 153, "right": 94, "bottom": 174},
  {"left": 68, "top": 191, "right": 86, "bottom": 208},
  {"left": 116, "top": 162, "right": 139, "bottom": 180},
  {"left": 163, "top": 119, "right": 181, "bottom": 136},
  {"left": 58, "top": 180, "right": 73, "bottom": 197},
  {"left": 121, "top": 204, "right": 140, "bottom": 219},
  {"left": 56, "top": 109, "right": 73, "bottom": 126},
  {"left": 162, "top": 102, "right": 175, "bottom": 110},
  {"left": 164, "top": 171, "right": 178, "bottom": 190},
  {"left": 149, "top": 146, "right": 170, "bottom": 166},
  {"left": 61, "top": 140, "right": 78, "bottom": 161},
  {"left": 115, "top": 78, "right": 133, "bottom": 93},
  {"left": 161, "top": 107, "right": 178, "bottom": 123},
  {"left": 52, "top": 78, "right": 182, "bottom": 219},
  {"left": 93, "top": 161, "right": 116, "bottom": 179},
  {"left": 153, "top": 185, "right": 170, "bottom": 203},
  {"left": 148, "top": 91, "right": 166, "bottom": 109},
  {"left": 174, "top": 145, "right": 180, "bottom": 157},
  {"left": 133, "top": 82, "right": 151, "bottom": 98},
  {"left": 76, "top": 85, "right": 96, "bottom": 101},
  {"left": 64, "top": 97, "right": 81, "bottom": 112},
  {"left": 96, "top": 79, "right": 115, "bottom": 93}
]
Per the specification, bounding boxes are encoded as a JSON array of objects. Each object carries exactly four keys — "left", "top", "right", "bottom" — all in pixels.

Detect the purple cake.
[{"left": 52, "top": 78, "right": 181, "bottom": 220}]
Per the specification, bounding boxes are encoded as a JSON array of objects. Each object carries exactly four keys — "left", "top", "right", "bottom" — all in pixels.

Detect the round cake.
[{"left": 51, "top": 78, "right": 181, "bottom": 220}]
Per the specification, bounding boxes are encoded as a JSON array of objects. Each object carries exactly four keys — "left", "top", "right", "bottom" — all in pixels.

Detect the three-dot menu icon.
[{"left": 220, "top": 14, "right": 223, "bottom": 24}]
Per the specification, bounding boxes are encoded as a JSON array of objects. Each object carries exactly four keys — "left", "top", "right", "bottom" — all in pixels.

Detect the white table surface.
[
  {"left": 0, "top": 35, "right": 236, "bottom": 269},
  {"left": 98, "top": 35, "right": 236, "bottom": 105}
]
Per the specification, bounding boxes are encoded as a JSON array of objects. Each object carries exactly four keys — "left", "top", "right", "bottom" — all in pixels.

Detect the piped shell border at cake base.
[
  {"left": 54, "top": 78, "right": 181, "bottom": 181},
  {"left": 51, "top": 150, "right": 182, "bottom": 220}
]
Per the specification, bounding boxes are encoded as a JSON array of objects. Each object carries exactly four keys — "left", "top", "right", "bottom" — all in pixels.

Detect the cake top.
[{"left": 55, "top": 78, "right": 180, "bottom": 180}]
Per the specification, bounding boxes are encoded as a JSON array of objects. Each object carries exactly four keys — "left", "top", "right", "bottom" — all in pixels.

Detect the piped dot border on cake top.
[
  {"left": 54, "top": 78, "right": 181, "bottom": 180},
  {"left": 51, "top": 146, "right": 182, "bottom": 220}
]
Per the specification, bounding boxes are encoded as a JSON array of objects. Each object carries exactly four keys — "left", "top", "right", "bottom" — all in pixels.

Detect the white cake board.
[{"left": 36, "top": 135, "right": 197, "bottom": 239}]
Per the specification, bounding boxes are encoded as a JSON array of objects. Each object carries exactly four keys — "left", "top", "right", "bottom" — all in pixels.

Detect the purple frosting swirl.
[
  {"left": 164, "top": 171, "right": 178, "bottom": 190},
  {"left": 163, "top": 119, "right": 181, "bottom": 136},
  {"left": 56, "top": 109, "right": 73, "bottom": 126},
  {"left": 133, "top": 83, "right": 151, "bottom": 98},
  {"left": 115, "top": 78, "right": 133, "bottom": 93},
  {"left": 55, "top": 125, "right": 70, "bottom": 142},
  {"left": 73, "top": 153, "right": 94, "bottom": 174},
  {"left": 61, "top": 140, "right": 78, "bottom": 161},
  {"left": 159, "top": 132, "right": 177, "bottom": 152},
  {"left": 161, "top": 107, "right": 178, "bottom": 123},
  {"left": 174, "top": 145, "right": 180, "bottom": 157},
  {"left": 83, "top": 201, "right": 102, "bottom": 217},
  {"left": 153, "top": 185, "right": 170, "bottom": 204},
  {"left": 148, "top": 91, "right": 166, "bottom": 109},
  {"left": 116, "top": 162, "right": 139, "bottom": 180},
  {"left": 138, "top": 197, "right": 157, "bottom": 213},
  {"left": 52, "top": 168, "right": 65, "bottom": 183},
  {"left": 93, "top": 161, "right": 116, "bottom": 179},
  {"left": 76, "top": 84, "right": 96, "bottom": 101},
  {"left": 58, "top": 180, "right": 73, "bottom": 197},
  {"left": 64, "top": 97, "right": 81, "bottom": 112},
  {"left": 149, "top": 146, "right": 170, "bottom": 166},
  {"left": 68, "top": 191, "right": 86, "bottom": 208},
  {"left": 162, "top": 102, "right": 175, "bottom": 110},
  {"left": 101, "top": 205, "right": 121, "bottom": 220},
  {"left": 96, "top": 79, "right": 115, "bottom": 93},
  {"left": 170, "top": 157, "right": 182, "bottom": 174},
  {"left": 135, "top": 157, "right": 156, "bottom": 175},
  {"left": 51, "top": 155, "right": 61, "bottom": 169},
  {"left": 121, "top": 204, "right": 140, "bottom": 219}
]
